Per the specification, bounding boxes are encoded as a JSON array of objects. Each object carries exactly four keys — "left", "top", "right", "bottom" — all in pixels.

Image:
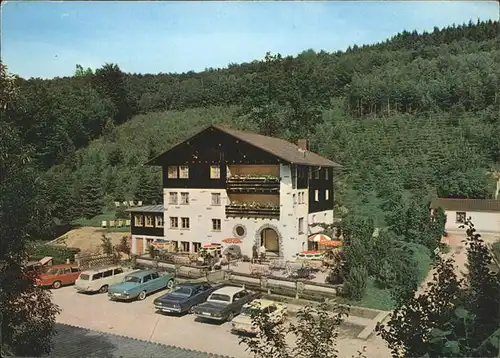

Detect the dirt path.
[
  {"left": 51, "top": 227, "right": 130, "bottom": 255},
  {"left": 417, "top": 231, "right": 500, "bottom": 295}
]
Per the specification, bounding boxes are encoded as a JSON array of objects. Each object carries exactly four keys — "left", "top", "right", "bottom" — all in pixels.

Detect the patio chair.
[
  {"left": 101, "top": 221, "right": 107, "bottom": 228},
  {"left": 108, "top": 220, "right": 116, "bottom": 227},
  {"left": 137, "top": 201, "right": 143, "bottom": 206},
  {"left": 125, "top": 219, "right": 131, "bottom": 226},
  {"left": 128, "top": 200, "right": 135, "bottom": 206},
  {"left": 116, "top": 220, "right": 123, "bottom": 227},
  {"left": 122, "top": 201, "right": 129, "bottom": 207},
  {"left": 114, "top": 202, "right": 121, "bottom": 208}
]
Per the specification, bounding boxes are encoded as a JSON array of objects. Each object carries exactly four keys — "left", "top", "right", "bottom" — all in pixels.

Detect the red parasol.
[
  {"left": 222, "top": 238, "right": 243, "bottom": 244},
  {"left": 319, "top": 240, "right": 343, "bottom": 247},
  {"left": 308, "top": 234, "right": 332, "bottom": 243}
]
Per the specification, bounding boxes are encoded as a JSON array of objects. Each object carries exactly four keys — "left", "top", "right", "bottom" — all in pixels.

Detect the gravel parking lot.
[{"left": 52, "top": 286, "right": 390, "bottom": 357}]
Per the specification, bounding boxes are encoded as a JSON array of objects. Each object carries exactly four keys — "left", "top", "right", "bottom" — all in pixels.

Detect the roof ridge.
[{"left": 56, "top": 323, "right": 232, "bottom": 357}]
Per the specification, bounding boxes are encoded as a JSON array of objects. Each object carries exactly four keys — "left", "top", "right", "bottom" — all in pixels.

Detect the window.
[
  {"left": 145, "top": 215, "right": 154, "bottom": 227},
  {"left": 181, "top": 217, "right": 190, "bottom": 229},
  {"left": 293, "top": 194, "right": 297, "bottom": 205},
  {"left": 298, "top": 217, "right": 304, "bottom": 234},
  {"left": 169, "top": 192, "right": 178, "bottom": 205},
  {"left": 235, "top": 225, "right": 246, "bottom": 237},
  {"left": 63, "top": 268, "right": 72, "bottom": 274},
  {"left": 134, "top": 215, "right": 144, "bottom": 227},
  {"left": 179, "top": 165, "right": 189, "bottom": 179},
  {"left": 92, "top": 272, "right": 103, "bottom": 280},
  {"left": 143, "top": 274, "right": 152, "bottom": 283},
  {"left": 291, "top": 166, "right": 297, "bottom": 189},
  {"left": 210, "top": 165, "right": 221, "bottom": 179},
  {"left": 167, "top": 166, "right": 178, "bottom": 179},
  {"left": 181, "top": 241, "right": 190, "bottom": 252},
  {"left": 114, "top": 268, "right": 123, "bottom": 275},
  {"left": 170, "top": 217, "right": 179, "bottom": 229},
  {"left": 325, "top": 189, "right": 330, "bottom": 200},
  {"left": 193, "top": 242, "right": 202, "bottom": 253},
  {"left": 71, "top": 267, "right": 79, "bottom": 273},
  {"left": 308, "top": 168, "right": 312, "bottom": 179},
  {"left": 212, "top": 219, "right": 221, "bottom": 231},
  {"left": 103, "top": 270, "right": 113, "bottom": 278},
  {"left": 155, "top": 216, "right": 164, "bottom": 228},
  {"left": 211, "top": 193, "right": 221, "bottom": 206},
  {"left": 180, "top": 192, "right": 189, "bottom": 205},
  {"left": 314, "top": 190, "right": 319, "bottom": 202},
  {"left": 456, "top": 212, "right": 467, "bottom": 223},
  {"left": 314, "top": 168, "right": 320, "bottom": 179},
  {"left": 325, "top": 169, "right": 329, "bottom": 180},
  {"left": 151, "top": 272, "right": 159, "bottom": 280}
]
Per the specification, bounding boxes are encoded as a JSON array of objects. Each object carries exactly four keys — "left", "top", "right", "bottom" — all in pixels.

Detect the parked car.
[
  {"left": 75, "top": 265, "right": 140, "bottom": 293},
  {"left": 107, "top": 270, "right": 174, "bottom": 301},
  {"left": 231, "top": 299, "right": 287, "bottom": 335},
  {"left": 153, "top": 282, "right": 224, "bottom": 314},
  {"left": 36, "top": 264, "right": 81, "bottom": 289},
  {"left": 191, "top": 286, "right": 257, "bottom": 322}
]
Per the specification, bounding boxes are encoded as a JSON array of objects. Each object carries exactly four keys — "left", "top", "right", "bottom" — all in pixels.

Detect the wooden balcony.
[
  {"left": 225, "top": 204, "right": 280, "bottom": 219},
  {"left": 226, "top": 177, "right": 280, "bottom": 194}
]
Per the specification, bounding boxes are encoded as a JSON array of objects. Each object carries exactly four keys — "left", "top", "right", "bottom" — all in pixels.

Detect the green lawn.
[
  {"left": 342, "top": 243, "right": 433, "bottom": 311},
  {"left": 71, "top": 210, "right": 118, "bottom": 227}
]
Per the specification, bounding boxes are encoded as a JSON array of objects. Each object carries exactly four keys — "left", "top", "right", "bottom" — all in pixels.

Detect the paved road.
[{"left": 52, "top": 286, "right": 390, "bottom": 357}]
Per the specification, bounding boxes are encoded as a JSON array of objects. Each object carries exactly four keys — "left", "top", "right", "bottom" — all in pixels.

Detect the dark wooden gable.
[
  {"left": 151, "top": 126, "right": 283, "bottom": 166},
  {"left": 151, "top": 126, "right": 283, "bottom": 189}
]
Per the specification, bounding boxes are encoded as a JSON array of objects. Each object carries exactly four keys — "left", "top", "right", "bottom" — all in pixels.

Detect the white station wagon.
[{"left": 75, "top": 265, "right": 138, "bottom": 293}]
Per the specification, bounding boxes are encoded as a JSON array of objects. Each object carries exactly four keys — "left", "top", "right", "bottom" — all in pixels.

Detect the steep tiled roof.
[
  {"left": 126, "top": 204, "right": 164, "bottom": 213},
  {"left": 212, "top": 125, "right": 342, "bottom": 168},
  {"left": 48, "top": 323, "right": 232, "bottom": 358},
  {"left": 146, "top": 125, "right": 342, "bottom": 168},
  {"left": 430, "top": 198, "right": 500, "bottom": 212}
]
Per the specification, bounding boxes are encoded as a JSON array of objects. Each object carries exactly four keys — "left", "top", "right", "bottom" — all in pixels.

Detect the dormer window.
[{"left": 179, "top": 166, "right": 189, "bottom": 179}]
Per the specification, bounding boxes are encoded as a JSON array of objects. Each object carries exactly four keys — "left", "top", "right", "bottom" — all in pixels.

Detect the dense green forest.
[{"left": 3, "top": 20, "right": 498, "bottom": 235}]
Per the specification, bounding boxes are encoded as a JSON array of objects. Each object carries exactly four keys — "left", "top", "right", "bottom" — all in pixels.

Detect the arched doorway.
[{"left": 261, "top": 228, "right": 279, "bottom": 254}]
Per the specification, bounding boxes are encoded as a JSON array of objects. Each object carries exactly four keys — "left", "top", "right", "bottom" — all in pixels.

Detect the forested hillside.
[{"left": 2, "top": 20, "right": 500, "bottom": 237}]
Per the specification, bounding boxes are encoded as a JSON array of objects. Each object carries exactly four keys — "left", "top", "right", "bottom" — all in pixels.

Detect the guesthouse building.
[{"left": 129, "top": 125, "right": 342, "bottom": 260}]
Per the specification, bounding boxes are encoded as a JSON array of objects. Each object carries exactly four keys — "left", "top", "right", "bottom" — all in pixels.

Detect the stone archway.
[{"left": 255, "top": 224, "right": 284, "bottom": 258}]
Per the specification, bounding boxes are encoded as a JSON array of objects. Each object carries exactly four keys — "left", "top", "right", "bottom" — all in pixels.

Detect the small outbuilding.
[{"left": 430, "top": 198, "right": 500, "bottom": 234}]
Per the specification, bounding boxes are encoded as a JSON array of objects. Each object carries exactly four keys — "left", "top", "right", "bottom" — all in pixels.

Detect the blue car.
[{"left": 108, "top": 270, "right": 175, "bottom": 301}]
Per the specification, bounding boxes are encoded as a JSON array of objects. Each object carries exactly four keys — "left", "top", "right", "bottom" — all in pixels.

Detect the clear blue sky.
[{"left": 1, "top": 1, "right": 498, "bottom": 79}]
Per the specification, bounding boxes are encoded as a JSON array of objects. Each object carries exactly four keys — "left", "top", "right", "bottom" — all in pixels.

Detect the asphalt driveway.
[
  {"left": 52, "top": 286, "right": 247, "bottom": 357},
  {"left": 52, "top": 285, "right": 390, "bottom": 357}
]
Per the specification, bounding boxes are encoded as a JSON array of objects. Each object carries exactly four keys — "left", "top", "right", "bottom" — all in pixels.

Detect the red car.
[{"left": 36, "top": 264, "right": 81, "bottom": 289}]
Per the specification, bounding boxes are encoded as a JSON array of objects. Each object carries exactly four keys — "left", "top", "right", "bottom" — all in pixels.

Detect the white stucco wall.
[
  {"left": 444, "top": 210, "right": 500, "bottom": 234},
  {"left": 151, "top": 164, "right": 335, "bottom": 260}
]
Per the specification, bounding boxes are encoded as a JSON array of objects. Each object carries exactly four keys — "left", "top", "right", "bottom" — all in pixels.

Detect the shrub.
[
  {"left": 343, "top": 265, "right": 368, "bottom": 301},
  {"left": 29, "top": 244, "right": 81, "bottom": 264}
]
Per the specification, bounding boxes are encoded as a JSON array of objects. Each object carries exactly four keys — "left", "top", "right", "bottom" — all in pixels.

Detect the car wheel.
[
  {"left": 227, "top": 312, "right": 234, "bottom": 321},
  {"left": 166, "top": 279, "right": 174, "bottom": 289},
  {"left": 99, "top": 285, "right": 109, "bottom": 293},
  {"left": 52, "top": 281, "right": 62, "bottom": 289},
  {"left": 138, "top": 290, "right": 147, "bottom": 301},
  {"left": 188, "top": 305, "right": 197, "bottom": 314}
]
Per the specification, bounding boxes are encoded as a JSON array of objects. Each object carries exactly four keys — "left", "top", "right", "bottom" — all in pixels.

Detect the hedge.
[{"left": 29, "top": 244, "right": 81, "bottom": 264}]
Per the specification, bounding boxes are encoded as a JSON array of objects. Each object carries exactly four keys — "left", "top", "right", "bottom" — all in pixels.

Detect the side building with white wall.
[
  {"left": 430, "top": 198, "right": 500, "bottom": 235},
  {"left": 130, "top": 125, "right": 342, "bottom": 261}
]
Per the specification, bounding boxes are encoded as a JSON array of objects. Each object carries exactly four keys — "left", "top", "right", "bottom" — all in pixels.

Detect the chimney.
[{"left": 297, "top": 139, "right": 308, "bottom": 150}]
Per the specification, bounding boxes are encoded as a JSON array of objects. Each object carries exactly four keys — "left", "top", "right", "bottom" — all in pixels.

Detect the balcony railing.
[
  {"left": 226, "top": 176, "right": 280, "bottom": 194},
  {"left": 225, "top": 204, "right": 280, "bottom": 219}
]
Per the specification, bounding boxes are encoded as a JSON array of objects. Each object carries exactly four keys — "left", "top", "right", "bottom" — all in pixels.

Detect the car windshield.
[
  {"left": 123, "top": 276, "right": 141, "bottom": 283},
  {"left": 241, "top": 307, "right": 261, "bottom": 317},
  {"left": 171, "top": 287, "right": 192, "bottom": 296},
  {"left": 210, "top": 294, "right": 231, "bottom": 302},
  {"left": 45, "top": 268, "right": 59, "bottom": 275},
  {"left": 79, "top": 274, "right": 90, "bottom": 280}
]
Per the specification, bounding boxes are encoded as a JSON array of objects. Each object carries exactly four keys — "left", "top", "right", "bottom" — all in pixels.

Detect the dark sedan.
[{"left": 153, "top": 282, "right": 224, "bottom": 314}]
